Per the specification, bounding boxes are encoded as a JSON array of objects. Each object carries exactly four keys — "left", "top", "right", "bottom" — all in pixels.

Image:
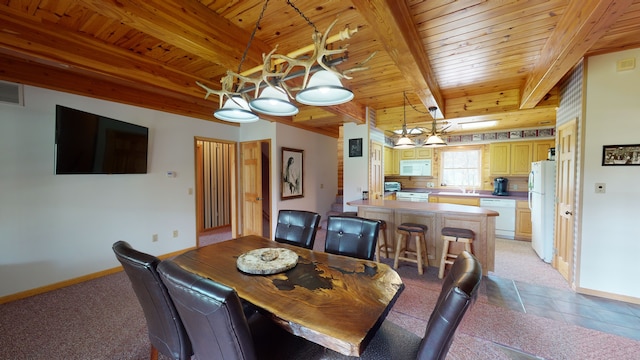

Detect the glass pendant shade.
[
  {"left": 214, "top": 97, "right": 259, "bottom": 123},
  {"left": 394, "top": 136, "right": 415, "bottom": 149},
  {"left": 295, "top": 70, "right": 354, "bottom": 106},
  {"left": 424, "top": 134, "right": 447, "bottom": 147},
  {"left": 249, "top": 86, "right": 299, "bottom": 116}
]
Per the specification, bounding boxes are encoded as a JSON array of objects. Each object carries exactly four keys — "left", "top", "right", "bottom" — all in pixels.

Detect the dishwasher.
[{"left": 480, "top": 198, "right": 516, "bottom": 239}]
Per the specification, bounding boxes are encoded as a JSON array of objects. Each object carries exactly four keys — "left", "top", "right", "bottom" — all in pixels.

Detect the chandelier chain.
[
  {"left": 238, "top": 0, "right": 270, "bottom": 73},
  {"left": 286, "top": 0, "right": 318, "bottom": 33},
  {"left": 403, "top": 92, "right": 429, "bottom": 115}
]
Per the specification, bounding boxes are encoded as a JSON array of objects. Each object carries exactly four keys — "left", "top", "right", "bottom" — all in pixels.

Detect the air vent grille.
[{"left": 0, "top": 81, "right": 24, "bottom": 106}]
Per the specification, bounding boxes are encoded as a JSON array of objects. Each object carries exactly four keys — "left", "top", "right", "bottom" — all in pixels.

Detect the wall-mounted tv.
[{"left": 55, "top": 105, "right": 149, "bottom": 174}]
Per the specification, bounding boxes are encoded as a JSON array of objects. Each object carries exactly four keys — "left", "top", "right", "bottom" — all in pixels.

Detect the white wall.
[
  {"left": 342, "top": 122, "right": 370, "bottom": 212},
  {"left": 0, "top": 86, "right": 338, "bottom": 298},
  {"left": 581, "top": 48, "right": 640, "bottom": 299},
  {"left": 238, "top": 121, "right": 338, "bottom": 236}
]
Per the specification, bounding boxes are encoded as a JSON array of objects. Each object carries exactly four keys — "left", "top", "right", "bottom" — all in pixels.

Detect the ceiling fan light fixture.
[
  {"left": 214, "top": 97, "right": 259, "bottom": 123},
  {"left": 295, "top": 70, "right": 354, "bottom": 106},
  {"left": 249, "top": 86, "right": 299, "bottom": 116}
]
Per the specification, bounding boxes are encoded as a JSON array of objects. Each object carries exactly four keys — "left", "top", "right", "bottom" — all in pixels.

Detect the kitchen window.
[{"left": 440, "top": 148, "right": 481, "bottom": 188}]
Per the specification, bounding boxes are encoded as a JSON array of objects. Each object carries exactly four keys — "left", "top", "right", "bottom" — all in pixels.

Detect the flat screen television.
[{"left": 55, "top": 105, "right": 149, "bottom": 174}]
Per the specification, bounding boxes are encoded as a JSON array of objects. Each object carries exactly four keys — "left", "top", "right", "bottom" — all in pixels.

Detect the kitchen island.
[{"left": 347, "top": 199, "right": 499, "bottom": 275}]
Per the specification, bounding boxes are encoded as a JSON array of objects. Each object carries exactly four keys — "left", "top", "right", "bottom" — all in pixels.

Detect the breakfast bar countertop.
[
  {"left": 348, "top": 199, "right": 499, "bottom": 216},
  {"left": 386, "top": 189, "right": 528, "bottom": 201}
]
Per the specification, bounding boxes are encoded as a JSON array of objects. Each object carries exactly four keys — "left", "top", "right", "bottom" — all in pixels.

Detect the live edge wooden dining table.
[{"left": 168, "top": 235, "right": 404, "bottom": 356}]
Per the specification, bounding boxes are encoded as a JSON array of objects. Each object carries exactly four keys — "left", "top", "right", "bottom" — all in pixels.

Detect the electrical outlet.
[
  {"left": 595, "top": 183, "right": 606, "bottom": 194},
  {"left": 173, "top": 230, "right": 179, "bottom": 238},
  {"left": 152, "top": 234, "right": 158, "bottom": 242}
]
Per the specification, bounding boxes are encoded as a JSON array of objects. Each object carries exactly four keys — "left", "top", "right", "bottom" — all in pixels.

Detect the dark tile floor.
[{"left": 484, "top": 275, "right": 640, "bottom": 341}]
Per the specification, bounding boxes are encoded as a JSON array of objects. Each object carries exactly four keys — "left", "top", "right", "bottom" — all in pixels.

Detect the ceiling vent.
[{"left": 0, "top": 81, "right": 24, "bottom": 106}]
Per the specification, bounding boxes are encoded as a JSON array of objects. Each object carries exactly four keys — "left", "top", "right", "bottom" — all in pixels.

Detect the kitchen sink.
[{"left": 437, "top": 191, "right": 481, "bottom": 196}]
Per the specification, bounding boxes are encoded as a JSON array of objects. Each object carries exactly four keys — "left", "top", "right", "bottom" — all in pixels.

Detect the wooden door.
[
  {"left": 554, "top": 119, "right": 577, "bottom": 283},
  {"left": 370, "top": 141, "right": 383, "bottom": 200},
  {"left": 241, "top": 141, "right": 262, "bottom": 236}
]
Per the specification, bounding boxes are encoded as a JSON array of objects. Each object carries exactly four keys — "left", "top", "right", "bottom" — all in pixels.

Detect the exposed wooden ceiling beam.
[
  {"left": 77, "top": 0, "right": 268, "bottom": 71},
  {"left": 351, "top": 0, "right": 444, "bottom": 116},
  {"left": 521, "top": 0, "right": 633, "bottom": 108}
]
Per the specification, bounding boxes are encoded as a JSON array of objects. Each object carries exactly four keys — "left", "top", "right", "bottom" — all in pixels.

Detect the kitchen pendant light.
[
  {"left": 249, "top": 86, "right": 299, "bottom": 116},
  {"left": 394, "top": 92, "right": 416, "bottom": 149},
  {"left": 295, "top": 70, "right": 354, "bottom": 106},
  {"left": 214, "top": 97, "right": 259, "bottom": 123},
  {"left": 423, "top": 106, "right": 447, "bottom": 147}
]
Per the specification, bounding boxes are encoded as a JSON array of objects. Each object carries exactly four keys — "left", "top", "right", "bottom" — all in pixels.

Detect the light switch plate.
[{"left": 595, "top": 183, "right": 606, "bottom": 194}]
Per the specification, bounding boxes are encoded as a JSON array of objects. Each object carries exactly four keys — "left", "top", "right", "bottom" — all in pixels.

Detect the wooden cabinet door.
[
  {"left": 416, "top": 148, "right": 432, "bottom": 159},
  {"left": 532, "top": 139, "right": 555, "bottom": 162},
  {"left": 400, "top": 148, "right": 416, "bottom": 159},
  {"left": 490, "top": 143, "right": 510, "bottom": 175},
  {"left": 510, "top": 142, "right": 533, "bottom": 175},
  {"left": 384, "top": 147, "right": 393, "bottom": 175},
  {"left": 515, "top": 200, "right": 532, "bottom": 241}
]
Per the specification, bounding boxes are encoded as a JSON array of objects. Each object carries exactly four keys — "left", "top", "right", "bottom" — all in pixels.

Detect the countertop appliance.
[
  {"left": 480, "top": 198, "right": 516, "bottom": 239},
  {"left": 384, "top": 181, "right": 401, "bottom": 192},
  {"left": 528, "top": 160, "right": 556, "bottom": 263},
  {"left": 492, "top": 177, "right": 509, "bottom": 196},
  {"left": 395, "top": 191, "right": 429, "bottom": 202},
  {"left": 399, "top": 159, "right": 432, "bottom": 176}
]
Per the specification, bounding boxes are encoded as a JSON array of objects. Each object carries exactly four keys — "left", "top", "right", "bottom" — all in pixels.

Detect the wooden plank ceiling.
[{"left": 1, "top": 0, "right": 639, "bottom": 138}]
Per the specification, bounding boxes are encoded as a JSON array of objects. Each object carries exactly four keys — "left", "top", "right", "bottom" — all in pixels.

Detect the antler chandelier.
[{"left": 196, "top": 0, "right": 375, "bottom": 123}]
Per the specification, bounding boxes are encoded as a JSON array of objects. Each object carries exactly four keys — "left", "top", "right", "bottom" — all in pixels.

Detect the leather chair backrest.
[
  {"left": 112, "top": 241, "right": 192, "bottom": 360},
  {"left": 324, "top": 215, "right": 380, "bottom": 261},
  {"left": 417, "top": 251, "right": 482, "bottom": 360},
  {"left": 157, "top": 260, "right": 257, "bottom": 360},
  {"left": 274, "top": 210, "right": 321, "bottom": 249}
]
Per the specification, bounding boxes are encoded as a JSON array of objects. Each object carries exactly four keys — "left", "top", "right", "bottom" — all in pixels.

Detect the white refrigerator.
[{"left": 528, "top": 160, "right": 556, "bottom": 263}]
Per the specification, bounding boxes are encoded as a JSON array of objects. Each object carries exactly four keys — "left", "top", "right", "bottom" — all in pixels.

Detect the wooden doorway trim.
[
  {"left": 194, "top": 137, "right": 238, "bottom": 245},
  {"left": 553, "top": 118, "right": 577, "bottom": 285}
]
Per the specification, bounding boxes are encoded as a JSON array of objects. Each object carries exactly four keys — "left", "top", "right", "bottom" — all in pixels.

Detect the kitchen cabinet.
[
  {"left": 384, "top": 147, "right": 399, "bottom": 175},
  {"left": 532, "top": 139, "right": 555, "bottom": 162},
  {"left": 510, "top": 142, "right": 533, "bottom": 175},
  {"left": 490, "top": 140, "right": 553, "bottom": 176},
  {"left": 515, "top": 200, "right": 532, "bottom": 241},
  {"left": 489, "top": 143, "right": 510, "bottom": 175},
  {"left": 432, "top": 196, "right": 480, "bottom": 206},
  {"left": 398, "top": 147, "right": 432, "bottom": 160},
  {"left": 400, "top": 148, "right": 416, "bottom": 159}
]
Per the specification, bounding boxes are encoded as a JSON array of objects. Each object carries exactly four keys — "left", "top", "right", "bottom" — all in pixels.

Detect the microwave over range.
[{"left": 399, "top": 159, "right": 432, "bottom": 176}]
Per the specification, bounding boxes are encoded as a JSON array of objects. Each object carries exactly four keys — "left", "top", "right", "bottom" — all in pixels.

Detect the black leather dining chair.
[
  {"left": 112, "top": 241, "right": 192, "bottom": 360},
  {"left": 324, "top": 215, "right": 380, "bottom": 260},
  {"left": 274, "top": 210, "right": 321, "bottom": 249}
]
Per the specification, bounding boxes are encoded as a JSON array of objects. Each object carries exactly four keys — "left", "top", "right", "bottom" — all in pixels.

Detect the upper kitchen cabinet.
[
  {"left": 510, "top": 142, "right": 533, "bottom": 175},
  {"left": 532, "top": 140, "right": 556, "bottom": 162},
  {"left": 490, "top": 143, "right": 510, "bottom": 175},
  {"left": 384, "top": 147, "right": 399, "bottom": 175},
  {"left": 399, "top": 148, "right": 432, "bottom": 160},
  {"left": 490, "top": 140, "right": 553, "bottom": 176}
]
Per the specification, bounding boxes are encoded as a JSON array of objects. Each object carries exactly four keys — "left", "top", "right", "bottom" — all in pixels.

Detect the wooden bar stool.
[
  {"left": 438, "top": 227, "right": 475, "bottom": 279},
  {"left": 375, "top": 220, "right": 392, "bottom": 262},
  {"left": 394, "top": 223, "right": 429, "bottom": 274}
]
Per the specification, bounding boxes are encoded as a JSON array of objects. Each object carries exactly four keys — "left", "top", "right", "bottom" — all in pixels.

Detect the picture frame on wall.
[
  {"left": 282, "top": 147, "right": 304, "bottom": 199},
  {"left": 602, "top": 144, "right": 640, "bottom": 166},
  {"left": 348, "top": 138, "right": 363, "bottom": 157}
]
